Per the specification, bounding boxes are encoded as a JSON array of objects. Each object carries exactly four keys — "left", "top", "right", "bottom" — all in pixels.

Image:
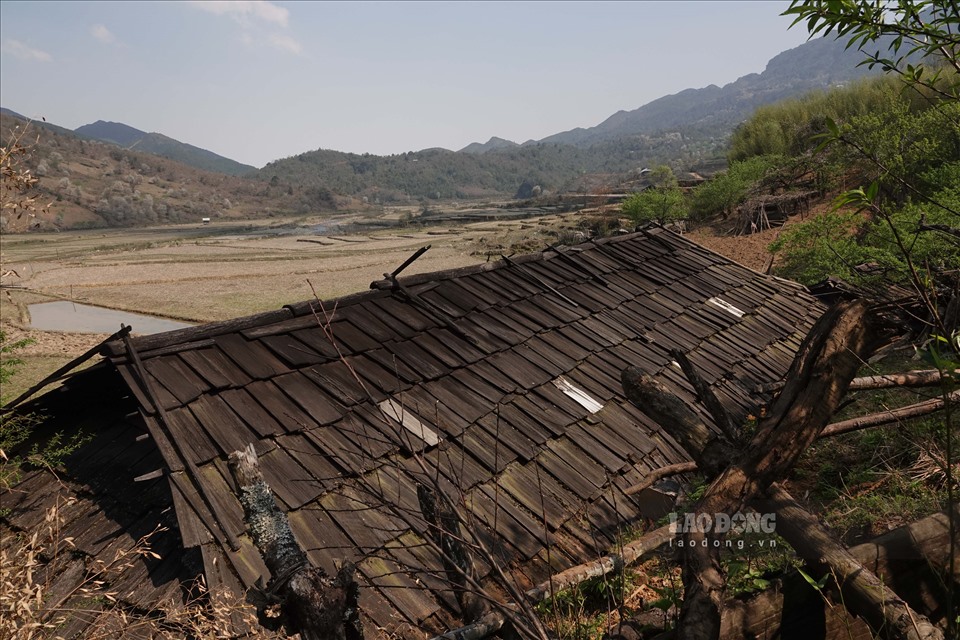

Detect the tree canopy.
[{"left": 620, "top": 165, "right": 688, "bottom": 226}]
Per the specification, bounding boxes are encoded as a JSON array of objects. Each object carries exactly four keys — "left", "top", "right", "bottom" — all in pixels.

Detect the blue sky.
[{"left": 0, "top": 1, "right": 812, "bottom": 168}]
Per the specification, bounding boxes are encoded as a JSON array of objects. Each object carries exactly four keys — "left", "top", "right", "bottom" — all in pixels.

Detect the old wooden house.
[{"left": 2, "top": 227, "right": 825, "bottom": 637}]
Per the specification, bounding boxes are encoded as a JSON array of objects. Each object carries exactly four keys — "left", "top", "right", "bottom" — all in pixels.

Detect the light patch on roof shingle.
[
  {"left": 378, "top": 398, "right": 440, "bottom": 446},
  {"left": 553, "top": 376, "right": 604, "bottom": 414},
  {"left": 707, "top": 296, "right": 745, "bottom": 318}
]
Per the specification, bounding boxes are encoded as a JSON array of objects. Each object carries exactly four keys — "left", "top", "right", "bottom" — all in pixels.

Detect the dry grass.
[{"left": 0, "top": 494, "right": 287, "bottom": 639}]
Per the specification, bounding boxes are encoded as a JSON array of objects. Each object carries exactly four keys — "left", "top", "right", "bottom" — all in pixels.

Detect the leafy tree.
[
  {"left": 775, "top": 1, "right": 960, "bottom": 322},
  {"left": 728, "top": 74, "right": 912, "bottom": 162},
  {"left": 783, "top": 0, "right": 960, "bottom": 100},
  {"left": 621, "top": 165, "right": 688, "bottom": 225},
  {"left": 775, "top": 9, "right": 960, "bottom": 635}
]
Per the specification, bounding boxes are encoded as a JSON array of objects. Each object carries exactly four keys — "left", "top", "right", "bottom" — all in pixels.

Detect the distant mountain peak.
[
  {"left": 532, "top": 35, "right": 881, "bottom": 148},
  {"left": 74, "top": 120, "right": 256, "bottom": 175},
  {"left": 459, "top": 136, "right": 520, "bottom": 154},
  {"left": 75, "top": 120, "right": 148, "bottom": 147}
]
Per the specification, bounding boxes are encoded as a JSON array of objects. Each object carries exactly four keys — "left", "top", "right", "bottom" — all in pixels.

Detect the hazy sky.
[{"left": 0, "top": 1, "right": 812, "bottom": 168}]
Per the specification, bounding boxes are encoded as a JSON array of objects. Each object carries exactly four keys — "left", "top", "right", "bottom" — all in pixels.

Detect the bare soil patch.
[{"left": 686, "top": 203, "right": 831, "bottom": 272}]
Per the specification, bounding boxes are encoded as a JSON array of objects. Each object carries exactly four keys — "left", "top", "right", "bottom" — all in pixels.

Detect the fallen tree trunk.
[
  {"left": 229, "top": 444, "right": 363, "bottom": 640},
  {"left": 760, "top": 483, "right": 944, "bottom": 640},
  {"left": 608, "top": 508, "right": 958, "bottom": 640},
  {"left": 720, "top": 505, "right": 959, "bottom": 640},
  {"left": 848, "top": 369, "right": 959, "bottom": 391},
  {"left": 622, "top": 300, "right": 935, "bottom": 640},
  {"left": 757, "top": 368, "right": 958, "bottom": 394}
]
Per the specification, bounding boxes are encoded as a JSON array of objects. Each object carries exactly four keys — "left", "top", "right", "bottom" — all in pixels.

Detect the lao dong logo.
[{"left": 668, "top": 512, "right": 777, "bottom": 550}]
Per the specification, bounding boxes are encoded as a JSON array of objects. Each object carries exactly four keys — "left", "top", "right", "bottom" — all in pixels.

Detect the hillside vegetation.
[
  {"left": 0, "top": 113, "right": 355, "bottom": 230},
  {"left": 738, "top": 74, "right": 960, "bottom": 286},
  {"left": 74, "top": 120, "right": 258, "bottom": 177},
  {"left": 623, "top": 71, "right": 959, "bottom": 289}
]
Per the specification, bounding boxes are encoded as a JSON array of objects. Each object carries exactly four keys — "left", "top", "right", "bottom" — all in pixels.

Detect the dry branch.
[
  {"left": 427, "top": 610, "right": 507, "bottom": 640},
  {"left": 624, "top": 462, "right": 699, "bottom": 497},
  {"left": 525, "top": 523, "right": 676, "bottom": 603},
  {"left": 671, "top": 349, "right": 739, "bottom": 442},
  {"left": 820, "top": 389, "right": 960, "bottom": 438},
  {"left": 918, "top": 222, "right": 960, "bottom": 239}
]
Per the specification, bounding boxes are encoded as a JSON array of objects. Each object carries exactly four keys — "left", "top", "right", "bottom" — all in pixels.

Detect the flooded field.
[{"left": 28, "top": 301, "right": 194, "bottom": 334}]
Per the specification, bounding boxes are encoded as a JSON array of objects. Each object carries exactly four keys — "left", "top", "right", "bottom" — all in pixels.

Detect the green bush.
[{"left": 621, "top": 165, "right": 688, "bottom": 225}]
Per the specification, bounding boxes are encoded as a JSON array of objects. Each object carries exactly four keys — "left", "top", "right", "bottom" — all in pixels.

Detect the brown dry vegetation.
[{"left": 0, "top": 114, "right": 369, "bottom": 232}]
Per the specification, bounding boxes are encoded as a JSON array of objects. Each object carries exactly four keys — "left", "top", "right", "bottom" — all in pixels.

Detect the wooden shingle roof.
[
  {"left": 7, "top": 227, "right": 825, "bottom": 637},
  {"left": 1, "top": 368, "right": 202, "bottom": 636}
]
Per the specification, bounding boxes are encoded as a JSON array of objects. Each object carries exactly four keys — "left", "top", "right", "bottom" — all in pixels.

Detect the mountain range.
[
  {"left": 2, "top": 32, "right": 887, "bottom": 227},
  {"left": 258, "top": 34, "right": 882, "bottom": 200},
  {"left": 0, "top": 108, "right": 255, "bottom": 177},
  {"left": 460, "top": 35, "right": 877, "bottom": 153}
]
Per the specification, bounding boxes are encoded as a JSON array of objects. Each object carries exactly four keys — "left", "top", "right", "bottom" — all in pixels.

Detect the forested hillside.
[
  {"left": 259, "top": 33, "right": 882, "bottom": 202},
  {"left": 258, "top": 132, "right": 722, "bottom": 203},
  {"left": 74, "top": 120, "right": 258, "bottom": 177}
]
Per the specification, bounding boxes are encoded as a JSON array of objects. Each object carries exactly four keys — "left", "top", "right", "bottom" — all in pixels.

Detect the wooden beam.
[{"left": 1, "top": 325, "right": 131, "bottom": 412}]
